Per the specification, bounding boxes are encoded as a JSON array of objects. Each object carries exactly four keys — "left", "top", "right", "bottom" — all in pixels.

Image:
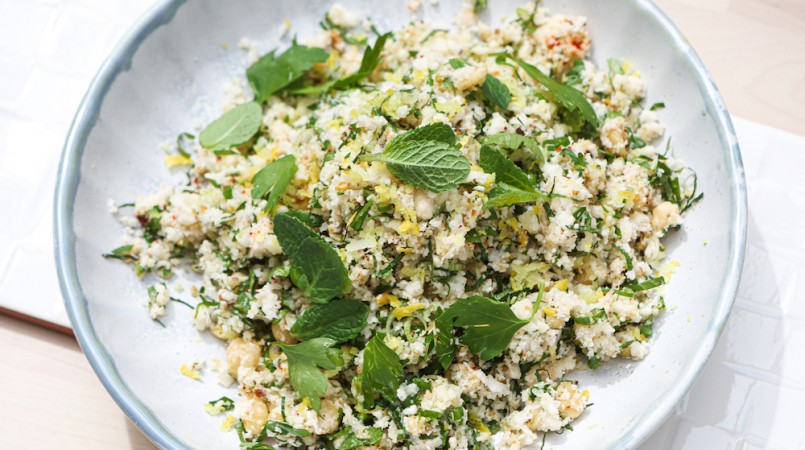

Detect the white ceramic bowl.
[{"left": 55, "top": 0, "right": 747, "bottom": 448}]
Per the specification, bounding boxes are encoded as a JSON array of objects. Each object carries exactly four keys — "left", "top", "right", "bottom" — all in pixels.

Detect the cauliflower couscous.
[{"left": 107, "top": 2, "right": 702, "bottom": 449}]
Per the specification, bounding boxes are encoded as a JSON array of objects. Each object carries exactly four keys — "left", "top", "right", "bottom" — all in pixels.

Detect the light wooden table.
[{"left": 1, "top": 1, "right": 803, "bottom": 449}]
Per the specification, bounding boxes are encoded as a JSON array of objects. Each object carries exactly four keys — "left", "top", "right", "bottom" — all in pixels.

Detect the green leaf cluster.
[
  {"left": 247, "top": 43, "right": 329, "bottom": 102},
  {"left": 290, "top": 33, "right": 391, "bottom": 95}
]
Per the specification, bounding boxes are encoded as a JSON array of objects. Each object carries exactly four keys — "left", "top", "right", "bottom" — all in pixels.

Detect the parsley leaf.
[
  {"left": 278, "top": 338, "right": 342, "bottom": 410},
  {"left": 361, "top": 334, "right": 403, "bottom": 403},
  {"left": 481, "top": 75, "right": 511, "bottom": 109},
  {"left": 510, "top": 56, "right": 599, "bottom": 128},
  {"left": 290, "top": 298, "right": 369, "bottom": 343},
  {"left": 436, "top": 296, "right": 535, "bottom": 366},
  {"left": 251, "top": 155, "right": 298, "bottom": 212},
  {"left": 273, "top": 213, "right": 351, "bottom": 303},
  {"left": 198, "top": 101, "right": 262, "bottom": 152},
  {"left": 247, "top": 43, "right": 329, "bottom": 102},
  {"left": 361, "top": 123, "right": 470, "bottom": 193}
]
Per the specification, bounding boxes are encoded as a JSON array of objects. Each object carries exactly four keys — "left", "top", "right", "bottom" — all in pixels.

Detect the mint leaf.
[
  {"left": 247, "top": 43, "right": 329, "bottom": 102},
  {"left": 485, "top": 183, "right": 549, "bottom": 208},
  {"left": 290, "top": 298, "right": 369, "bottom": 343},
  {"left": 479, "top": 145, "right": 532, "bottom": 192},
  {"left": 251, "top": 155, "right": 298, "bottom": 212},
  {"left": 437, "top": 296, "right": 531, "bottom": 362},
  {"left": 510, "top": 56, "right": 599, "bottom": 128},
  {"left": 389, "top": 122, "right": 457, "bottom": 147},
  {"left": 482, "top": 132, "right": 544, "bottom": 165},
  {"left": 273, "top": 213, "right": 351, "bottom": 303},
  {"left": 278, "top": 338, "right": 342, "bottom": 410},
  {"left": 362, "top": 123, "right": 469, "bottom": 193},
  {"left": 264, "top": 421, "right": 311, "bottom": 438},
  {"left": 481, "top": 75, "right": 511, "bottom": 109},
  {"left": 361, "top": 334, "right": 402, "bottom": 403},
  {"left": 198, "top": 101, "right": 262, "bottom": 152}
]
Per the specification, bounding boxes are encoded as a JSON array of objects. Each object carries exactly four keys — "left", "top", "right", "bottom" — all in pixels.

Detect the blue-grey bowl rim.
[{"left": 53, "top": 0, "right": 748, "bottom": 448}]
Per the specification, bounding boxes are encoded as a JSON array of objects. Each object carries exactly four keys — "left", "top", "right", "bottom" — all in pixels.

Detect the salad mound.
[{"left": 109, "top": 2, "right": 701, "bottom": 449}]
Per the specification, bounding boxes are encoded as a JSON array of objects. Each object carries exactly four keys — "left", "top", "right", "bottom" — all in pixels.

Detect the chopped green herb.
[
  {"left": 624, "top": 276, "right": 664, "bottom": 292},
  {"left": 264, "top": 420, "right": 311, "bottom": 438}
]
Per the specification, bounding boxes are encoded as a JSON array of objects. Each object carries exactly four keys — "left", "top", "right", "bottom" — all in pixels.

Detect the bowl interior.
[{"left": 58, "top": 0, "right": 745, "bottom": 448}]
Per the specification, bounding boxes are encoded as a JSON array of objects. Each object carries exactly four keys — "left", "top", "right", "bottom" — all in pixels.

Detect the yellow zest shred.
[
  {"left": 180, "top": 363, "right": 202, "bottom": 380},
  {"left": 219, "top": 415, "right": 236, "bottom": 431},
  {"left": 398, "top": 220, "right": 420, "bottom": 235},
  {"left": 392, "top": 303, "right": 425, "bottom": 320},
  {"left": 164, "top": 155, "right": 193, "bottom": 168}
]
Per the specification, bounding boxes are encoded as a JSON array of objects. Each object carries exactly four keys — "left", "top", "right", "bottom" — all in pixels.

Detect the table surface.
[{"left": 2, "top": 0, "right": 804, "bottom": 449}]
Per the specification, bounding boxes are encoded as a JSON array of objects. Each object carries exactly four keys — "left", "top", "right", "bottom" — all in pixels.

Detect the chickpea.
[
  {"left": 600, "top": 116, "right": 628, "bottom": 156},
  {"left": 555, "top": 382, "right": 585, "bottom": 420},
  {"left": 271, "top": 322, "right": 298, "bottom": 345},
  {"left": 226, "top": 338, "right": 261, "bottom": 376},
  {"left": 651, "top": 201, "right": 680, "bottom": 231},
  {"left": 316, "top": 399, "right": 341, "bottom": 435},
  {"left": 453, "top": 65, "right": 487, "bottom": 91},
  {"left": 242, "top": 398, "right": 269, "bottom": 436}
]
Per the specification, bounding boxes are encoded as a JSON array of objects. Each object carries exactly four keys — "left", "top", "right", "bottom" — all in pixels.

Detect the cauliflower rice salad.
[{"left": 108, "top": 2, "right": 702, "bottom": 449}]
